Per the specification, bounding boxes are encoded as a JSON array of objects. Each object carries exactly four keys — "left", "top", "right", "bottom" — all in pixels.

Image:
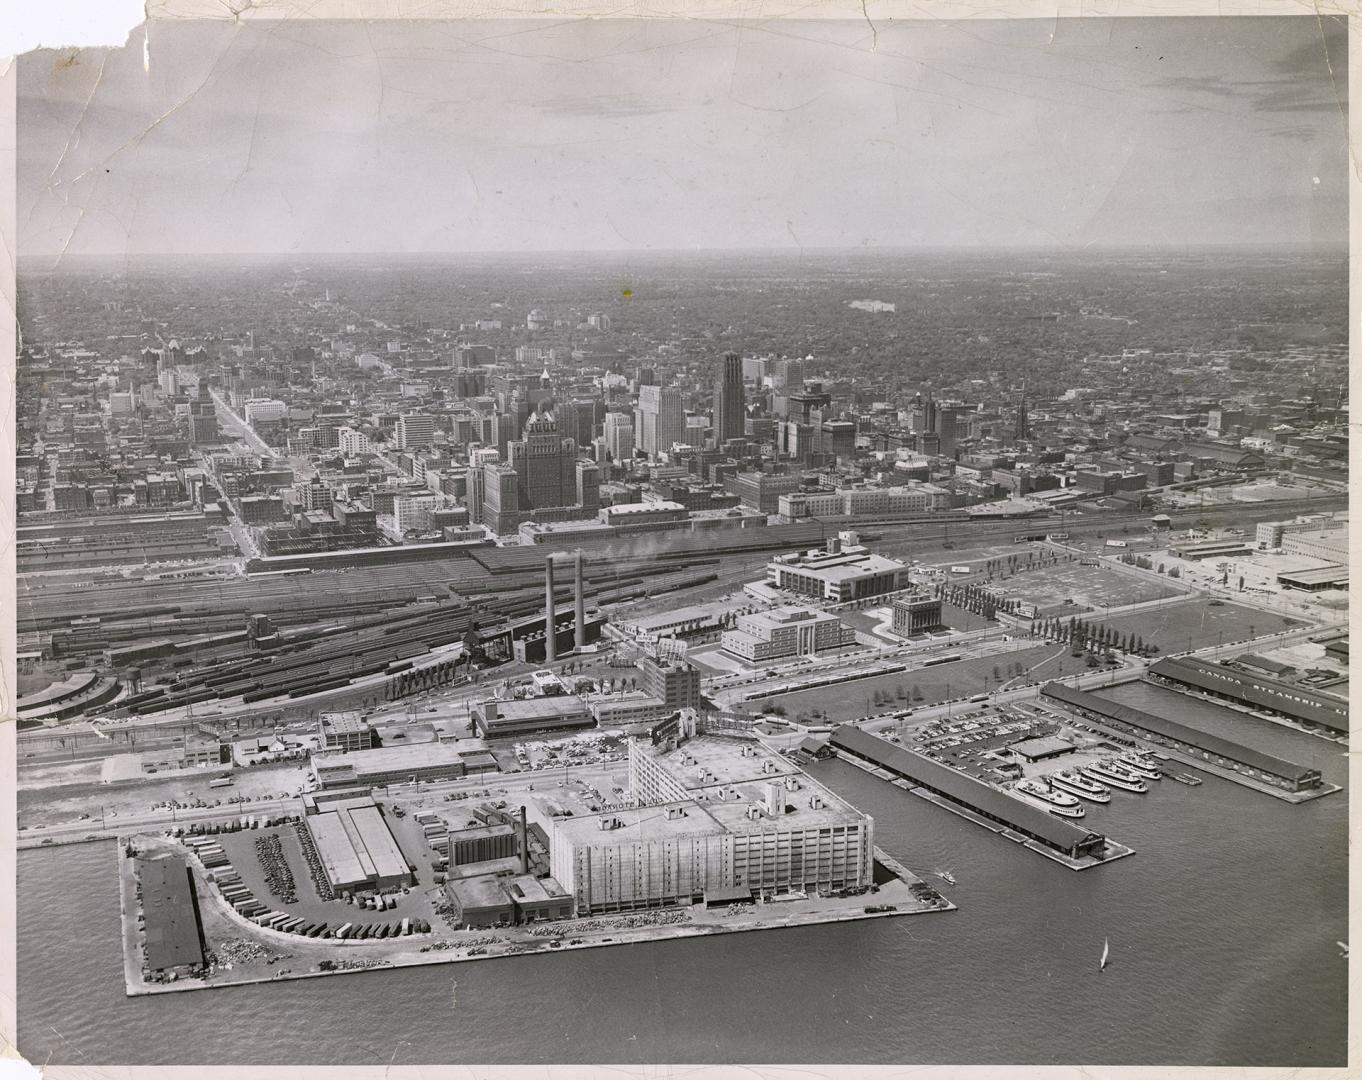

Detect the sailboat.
[{"left": 1099, "top": 938, "right": 1110, "bottom": 972}]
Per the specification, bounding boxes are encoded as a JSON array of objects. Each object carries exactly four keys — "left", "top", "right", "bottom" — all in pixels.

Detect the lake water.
[{"left": 17, "top": 707, "right": 1346, "bottom": 1066}]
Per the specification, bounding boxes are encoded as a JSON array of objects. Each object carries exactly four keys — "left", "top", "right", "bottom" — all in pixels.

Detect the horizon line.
[{"left": 17, "top": 240, "right": 1349, "bottom": 264}]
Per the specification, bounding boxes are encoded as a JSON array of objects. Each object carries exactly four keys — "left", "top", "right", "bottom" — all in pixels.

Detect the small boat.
[
  {"left": 1049, "top": 770, "right": 1111, "bottom": 804},
  {"left": 1100, "top": 937, "right": 1110, "bottom": 972},
  {"left": 1177, "top": 773, "right": 1203, "bottom": 786},
  {"left": 1083, "top": 763, "right": 1148, "bottom": 793},
  {"left": 934, "top": 869, "right": 957, "bottom": 886},
  {"left": 1014, "top": 779, "right": 1086, "bottom": 818},
  {"left": 1338, "top": 941, "right": 1348, "bottom": 958}
]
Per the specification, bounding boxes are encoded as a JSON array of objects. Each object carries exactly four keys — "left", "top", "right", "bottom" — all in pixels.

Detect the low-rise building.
[
  {"left": 765, "top": 537, "right": 907, "bottom": 603},
  {"left": 310, "top": 743, "right": 479, "bottom": 788},
  {"left": 471, "top": 695, "right": 595, "bottom": 739},
  {"left": 891, "top": 594, "right": 944, "bottom": 636},
  {"left": 721, "top": 605, "right": 857, "bottom": 662}
]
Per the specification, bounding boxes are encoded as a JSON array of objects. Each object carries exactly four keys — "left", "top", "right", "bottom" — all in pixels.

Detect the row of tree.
[
  {"left": 1029, "top": 614, "right": 1160, "bottom": 657},
  {"left": 934, "top": 581, "right": 1022, "bottom": 621}
]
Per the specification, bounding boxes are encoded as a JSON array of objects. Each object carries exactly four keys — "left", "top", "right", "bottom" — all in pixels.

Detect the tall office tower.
[
  {"left": 509, "top": 408, "right": 578, "bottom": 511},
  {"left": 567, "top": 398, "right": 598, "bottom": 448},
  {"left": 935, "top": 404, "right": 965, "bottom": 458},
  {"left": 713, "top": 351, "right": 746, "bottom": 444},
  {"left": 776, "top": 357, "right": 805, "bottom": 392},
  {"left": 575, "top": 460, "right": 601, "bottom": 511},
  {"left": 603, "top": 411, "right": 635, "bottom": 462},
  {"left": 481, "top": 462, "right": 521, "bottom": 535},
  {"left": 464, "top": 462, "right": 487, "bottom": 523},
  {"left": 635, "top": 366, "right": 656, "bottom": 388},
  {"left": 742, "top": 355, "right": 771, "bottom": 384},
  {"left": 636, "top": 385, "right": 685, "bottom": 458},
  {"left": 1014, "top": 383, "right": 1030, "bottom": 440},
  {"left": 908, "top": 391, "right": 936, "bottom": 435},
  {"left": 395, "top": 413, "right": 436, "bottom": 450}
]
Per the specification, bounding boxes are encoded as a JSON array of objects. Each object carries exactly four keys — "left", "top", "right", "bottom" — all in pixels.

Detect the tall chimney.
[
  {"left": 573, "top": 549, "right": 586, "bottom": 651},
  {"left": 544, "top": 555, "right": 557, "bottom": 662},
  {"left": 517, "top": 805, "right": 530, "bottom": 875}
]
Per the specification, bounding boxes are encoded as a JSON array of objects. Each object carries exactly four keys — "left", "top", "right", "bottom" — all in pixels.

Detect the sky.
[{"left": 16, "top": 16, "right": 1349, "bottom": 256}]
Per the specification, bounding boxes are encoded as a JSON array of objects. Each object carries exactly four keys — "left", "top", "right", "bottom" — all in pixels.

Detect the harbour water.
[{"left": 17, "top": 708, "right": 1346, "bottom": 1066}]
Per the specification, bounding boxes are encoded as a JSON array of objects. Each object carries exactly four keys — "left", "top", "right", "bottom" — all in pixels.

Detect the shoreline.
[{"left": 120, "top": 836, "right": 955, "bottom": 997}]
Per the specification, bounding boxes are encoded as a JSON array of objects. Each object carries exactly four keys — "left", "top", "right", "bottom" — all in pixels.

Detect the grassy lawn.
[{"left": 1088, "top": 599, "right": 1301, "bottom": 653}]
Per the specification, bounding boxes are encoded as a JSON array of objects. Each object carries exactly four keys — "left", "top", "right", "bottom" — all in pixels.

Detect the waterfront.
[{"left": 18, "top": 734, "right": 1346, "bottom": 1066}]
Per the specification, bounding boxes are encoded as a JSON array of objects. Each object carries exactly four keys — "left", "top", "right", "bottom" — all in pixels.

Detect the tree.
[{"left": 911, "top": 685, "right": 924, "bottom": 701}]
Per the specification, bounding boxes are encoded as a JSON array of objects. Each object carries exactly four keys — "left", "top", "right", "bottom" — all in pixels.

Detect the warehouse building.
[
  {"left": 139, "top": 856, "right": 206, "bottom": 975},
  {"left": 1275, "top": 565, "right": 1348, "bottom": 592},
  {"left": 1042, "top": 682, "right": 1323, "bottom": 791},
  {"left": 1281, "top": 527, "right": 1348, "bottom": 564},
  {"left": 442, "top": 872, "right": 574, "bottom": 928},
  {"left": 551, "top": 732, "right": 874, "bottom": 916},
  {"left": 1146, "top": 657, "right": 1348, "bottom": 735},
  {"left": 471, "top": 695, "right": 595, "bottom": 739},
  {"left": 829, "top": 726, "right": 1107, "bottom": 861},
  {"left": 305, "top": 793, "right": 413, "bottom": 893},
  {"left": 318, "top": 712, "right": 375, "bottom": 752},
  {"left": 310, "top": 743, "right": 482, "bottom": 789}
]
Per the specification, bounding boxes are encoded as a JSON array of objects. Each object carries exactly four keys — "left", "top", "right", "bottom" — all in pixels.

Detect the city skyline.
[{"left": 18, "top": 16, "right": 1347, "bottom": 258}]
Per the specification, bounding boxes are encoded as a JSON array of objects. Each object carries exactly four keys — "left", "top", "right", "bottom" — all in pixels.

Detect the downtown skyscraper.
[{"left": 713, "top": 350, "right": 746, "bottom": 444}]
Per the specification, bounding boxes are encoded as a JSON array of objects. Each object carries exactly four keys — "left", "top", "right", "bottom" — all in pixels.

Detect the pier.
[{"left": 831, "top": 725, "right": 1134, "bottom": 871}]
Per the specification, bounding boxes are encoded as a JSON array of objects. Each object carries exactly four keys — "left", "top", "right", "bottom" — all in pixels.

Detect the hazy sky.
[{"left": 17, "top": 16, "right": 1347, "bottom": 256}]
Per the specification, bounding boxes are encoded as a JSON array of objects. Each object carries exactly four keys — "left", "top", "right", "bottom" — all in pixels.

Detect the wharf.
[
  {"left": 118, "top": 835, "right": 954, "bottom": 997},
  {"left": 839, "top": 752, "right": 1135, "bottom": 871}
]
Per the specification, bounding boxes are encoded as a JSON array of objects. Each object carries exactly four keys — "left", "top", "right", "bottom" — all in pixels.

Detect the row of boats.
[{"left": 1014, "top": 754, "right": 1167, "bottom": 818}]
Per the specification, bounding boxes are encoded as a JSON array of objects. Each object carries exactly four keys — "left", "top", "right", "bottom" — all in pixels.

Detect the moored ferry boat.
[
  {"left": 1114, "top": 754, "right": 1162, "bottom": 780},
  {"left": 1084, "top": 762, "right": 1148, "bottom": 793},
  {"left": 1048, "top": 770, "right": 1112, "bottom": 803},
  {"left": 1014, "top": 778, "right": 1086, "bottom": 817}
]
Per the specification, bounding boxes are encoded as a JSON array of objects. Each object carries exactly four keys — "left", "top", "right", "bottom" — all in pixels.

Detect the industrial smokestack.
[
  {"left": 518, "top": 805, "right": 530, "bottom": 875},
  {"left": 544, "top": 556, "right": 557, "bottom": 663},
  {"left": 573, "top": 549, "right": 586, "bottom": 651}
]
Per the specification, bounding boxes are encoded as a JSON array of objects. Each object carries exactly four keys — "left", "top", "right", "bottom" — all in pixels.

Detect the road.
[{"left": 210, "top": 388, "right": 277, "bottom": 459}]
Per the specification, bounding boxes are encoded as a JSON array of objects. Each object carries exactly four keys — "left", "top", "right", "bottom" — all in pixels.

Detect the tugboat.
[
  {"left": 1048, "top": 769, "right": 1112, "bottom": 804},
  {"left": 1014, "top": 778, "right": 1086, "bottom": 818},
  {"left": 1114, "top": 754, "right": 1162, "bottom": 780},
  {"left": 1084, "top": 761, "right": 1148, "bottom": 793}
]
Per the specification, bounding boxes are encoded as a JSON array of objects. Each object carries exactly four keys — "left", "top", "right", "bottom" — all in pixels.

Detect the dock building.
[
  {"left": 1146, "top": 657, "right": 1347, "bottom": 735},
  {"left": 829, "top": 726, "right": 1107, "bottom": 861},
  {"left": 139, "top": 856, "right": 206, "bottom": 975},
  {"left": 1041, "top": 683, "right": 1323, "bottom": 791}
]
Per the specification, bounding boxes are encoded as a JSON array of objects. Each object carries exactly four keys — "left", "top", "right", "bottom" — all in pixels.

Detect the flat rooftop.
[
  {"left": 481, "top": 696, "right": 591, "bottom": 721},
  {"left": 308, "top": 801, "right": 409, "bottom": 886},
  {"left": 139, "top": 857, "right": 204, "bottom": 971},
  {"left": 550, "top": 800, "right": 728, "bottom": 848},
  {"left": 446, "top": 874, "right": 512, "bottom": 911},
  {"left": 636, "top": 736, "right": 865, "bottom": 829},
  {"left": 313, "top": 742, "right": 467, "bottom": 773}
]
